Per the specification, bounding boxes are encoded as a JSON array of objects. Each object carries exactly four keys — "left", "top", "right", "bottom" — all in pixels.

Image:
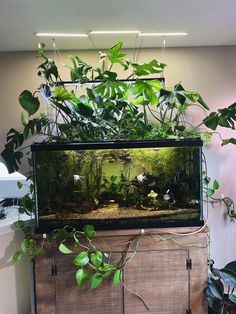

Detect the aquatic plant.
[{"left": 36, "top": 150, "right": 82, "bottom": 213}]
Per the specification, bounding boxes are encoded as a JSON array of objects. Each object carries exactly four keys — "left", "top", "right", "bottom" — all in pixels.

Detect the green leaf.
[
  {"left": 131, "top": 80, "right": 161, "bottom": 105},
  {"left": 13, "top": 251, "right": 22, "bottom": 264},
  {"left": 207, "top": 277, "right": 223, "bottom": 300},
  {"left": 83, "top": 225, "right": 95, "bottom": 238},
  {"left": 54, "top": 87, "right": 73, "bottom": 101},
  {"left": 58, "top": 241, "right": 73, "bottom": 254},
  {"left": 106, "top": 42, "right": 129, "bottom": 69},
  {"left": 219, "top": 117, "right": 231, "bottom": 128},
  {"left": 113, "top": 269, "right": 122, "bottom": 285},
  {"left": 14, "top": 220, "right": 25, "bottom": 229},
  {"left": 213, "top": 179, "right": 219, "bottom": 190},
  {"left": 225, "top": 261, "right": 236, "bottom": 273},
  {"left": 19, "top": 90, "right": 40, "bottom": 116},
  {"left": 55, "top": 228, "right": 70, "bottom": 241},
  {"left": 30, "top": 184, "right": 34, "bottom": 194},
  {"left": 91, "top": 272, "right": 104, "bottom": 289},
  {"left": 73, "top": 252, "right": 89, "bottom": 266},
  {"left": 21, "top": 112, "right": 29, "bottom": 126},
  {"left": 21, "top": 239, "right": 28, "bottom": 254},
  {"left": 132, "top": 59, "right": 166, "bottom": 76},
  {"left": 197, "top": 95, "right": 209, "bottom": 110},
  {"left": 18, "top": 207, "right": 26, "bottom": 214},
  {"left": 221, "top": 138, "right": 236, "bottom": 146},
  {"left": 98, "top": 262, "right": 114, "bottom": 272},
  {"left": 76, "top": 268, "right": 89, "bottom": 287},
  {"left": 207, "top": 188, "right": 215, "bottom": 197},
  {"left": 203, "top": 112, "right": 220, "bottom": 130},
  {"left": 17, "top": 181, "right": 23, "bottom": 189},
  {"left": 30, "top": 247, "right": 45, "bottom": 258},
  {"left": 175, "top": 125, "right": 186, "bottom": 132},
  {"left": 204, "top": 175, "right": 211, "bottom": 185},
  {"left": 94, "top": 75, "right": 127, "bottom": 100},
  {"left": 76, "top": 102, "right": 94, "bottom": 117},
  {"left": 90, "top": 251, "right": 103, "bottom": 268}
]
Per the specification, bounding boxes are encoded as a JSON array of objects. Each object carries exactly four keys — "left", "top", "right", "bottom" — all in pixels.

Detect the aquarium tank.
[{"left": 32, "top": 139, "right": 203, "bottom": 231}]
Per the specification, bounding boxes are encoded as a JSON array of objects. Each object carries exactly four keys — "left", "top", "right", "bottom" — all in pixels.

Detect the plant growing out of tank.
[{"left": 2, "top": 41, "right": 236, "bottom": 176}]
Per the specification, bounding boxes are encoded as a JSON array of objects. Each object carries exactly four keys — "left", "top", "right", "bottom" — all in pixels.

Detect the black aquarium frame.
[{"left": 32, "top": 138, "right": 204, "bottom": 233}]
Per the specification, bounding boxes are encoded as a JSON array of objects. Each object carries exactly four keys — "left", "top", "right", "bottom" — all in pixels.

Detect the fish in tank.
[{"left": 32, "top": 139, "right": 203, "bottom": 231}]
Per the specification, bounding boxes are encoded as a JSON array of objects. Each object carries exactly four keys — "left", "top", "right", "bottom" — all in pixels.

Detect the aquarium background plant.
[{"left": 34, "top": 146, "right": 201, "bottom": 224}]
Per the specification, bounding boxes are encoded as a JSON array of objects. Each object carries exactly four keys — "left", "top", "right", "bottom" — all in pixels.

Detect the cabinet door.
[
  {"left": 34, "top": 257, "right": 56, "bottom": 314},
  {"left": 54, "top": 253, "right": 124, "bottom": 314},
  {"left": 124, "top": 249, "right": 189, "bottom": 314}
]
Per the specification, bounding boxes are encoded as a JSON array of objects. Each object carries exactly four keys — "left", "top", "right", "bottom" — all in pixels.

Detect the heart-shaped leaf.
[
  {"left": 82, "top": 225, "right": 95, "bottom": 238},
  {"left": 76, "top": 268, "right": 89, "bottom": 287},
  {"left": 90, "top": 251, "right": 103, "bottom": 268},
  {"left": 91, "top": 272, "right": 104, "bottom": 289},
  {"left": 73, "top": 251, "right": 89, "bottom": 266},
  {"left": 213, "top": 179, "right": 219, "bottom": 190},
  {"left": 58, "top": 241, "right": 73, "bottom": 254},
  {"left": 19, "top": 90, "right": 40, "bottom": 116}
]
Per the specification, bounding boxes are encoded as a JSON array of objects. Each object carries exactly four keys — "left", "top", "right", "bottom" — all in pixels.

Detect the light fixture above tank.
[{"left": 36, "top": 33, "right": 88, "bottom": 37}]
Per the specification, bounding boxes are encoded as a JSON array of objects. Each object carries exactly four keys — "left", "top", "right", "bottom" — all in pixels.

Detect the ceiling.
[{"left": 0, "top": 0, "right": 236, "bottom": 52}]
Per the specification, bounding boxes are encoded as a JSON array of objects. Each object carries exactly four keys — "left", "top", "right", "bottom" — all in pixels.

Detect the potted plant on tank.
[{"left": 1, "top": 41, "right": 236, "bottom": 290}]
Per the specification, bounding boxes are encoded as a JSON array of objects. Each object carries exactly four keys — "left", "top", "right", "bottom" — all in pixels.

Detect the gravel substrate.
[{"left": 40, "top": 204, "right": 199, "bottom": 220}]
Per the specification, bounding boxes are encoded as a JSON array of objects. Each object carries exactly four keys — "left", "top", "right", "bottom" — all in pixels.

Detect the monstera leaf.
[
  {"left": 105, "top": 42, "right": 129, "bottom": 69},
  {"left": 132, "top": 59, "right": 166, "bottom": 76}
]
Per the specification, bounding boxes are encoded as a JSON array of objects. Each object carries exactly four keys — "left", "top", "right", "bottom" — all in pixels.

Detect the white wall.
[
  {"left": 0, "top": 46, "right": 236, "bottom": 311},
  {"left": 0, "top": 230, "right": 31, "bottom": 314}
]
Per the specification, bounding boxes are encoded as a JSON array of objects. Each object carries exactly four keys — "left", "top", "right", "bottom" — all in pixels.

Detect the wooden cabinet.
[{"left": 33, "top": 226, "right": 208, "bottom": 314}]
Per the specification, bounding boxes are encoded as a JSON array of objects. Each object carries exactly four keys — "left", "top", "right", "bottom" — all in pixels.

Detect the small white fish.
[
  {"left": 73, "top": 175, "right": 85, "bottom": 182},
  {"left": 163, "top": 193, "right": 170, "bottom": 201},
  {"left": 189, "top": 199, "right": 199, "bottom": 205},
  {"left": 137, "top": 173, "right": 146, "bottom": 183},
  {"left": 163, "top": 189, "right": 176, "bottom": 204}
]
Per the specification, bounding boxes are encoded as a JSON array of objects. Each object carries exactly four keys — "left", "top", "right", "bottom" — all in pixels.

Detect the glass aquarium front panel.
[{"left": 32, "top": 140, "right": 203, "bottom": 230}]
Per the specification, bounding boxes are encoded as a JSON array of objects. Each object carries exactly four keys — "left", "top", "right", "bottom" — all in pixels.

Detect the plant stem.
[{"left": 147, "top": 106, "right": 162, "bottom": 122}]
